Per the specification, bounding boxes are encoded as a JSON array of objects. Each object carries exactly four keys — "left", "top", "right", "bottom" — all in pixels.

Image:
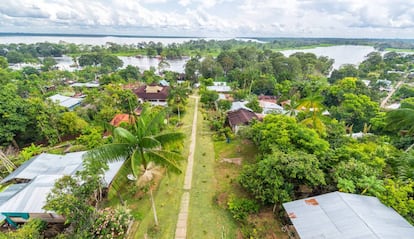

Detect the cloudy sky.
[{"left": 0, "top": 0, "right": 413, "bottom": 38}]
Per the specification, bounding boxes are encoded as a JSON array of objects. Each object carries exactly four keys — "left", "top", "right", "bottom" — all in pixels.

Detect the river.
[{"left": 1, "top": 35, "right": 380, "bottom": 72}]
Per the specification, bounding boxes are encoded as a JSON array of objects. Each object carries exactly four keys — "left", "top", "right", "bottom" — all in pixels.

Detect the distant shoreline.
[{"left": 0, "top": 32, "right": 199, "bottom": 39}]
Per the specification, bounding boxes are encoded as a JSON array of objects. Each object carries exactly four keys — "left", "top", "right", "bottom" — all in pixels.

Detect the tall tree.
[{"left": 84, "top": 107, "right": 184, "bottom": 226}]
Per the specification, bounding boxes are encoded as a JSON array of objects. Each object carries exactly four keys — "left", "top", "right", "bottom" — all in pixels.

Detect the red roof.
[
  {"left": 110, "top": 114, "right": 134, "bottom": 127},
  {"left": 133, "top": 84, "right": 169, "bottom": 101},
  {"left": 227, "top": 108, "right": 258, "bottom": 128}
]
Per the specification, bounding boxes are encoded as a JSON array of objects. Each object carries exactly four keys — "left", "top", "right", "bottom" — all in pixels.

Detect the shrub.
[
  {"left": 227, "top": 195, "right": 259, "bottom": 222},
  {"left": 92, "top": 206, "right": 133, "bottom": 239}
]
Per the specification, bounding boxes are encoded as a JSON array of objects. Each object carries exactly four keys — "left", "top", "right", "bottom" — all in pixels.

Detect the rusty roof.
[
  {"left": 110, "top": 114, "right": 134, "bottom": 127},
  {"left": 133, "top": 84, "right": 169, "bottom": 101},
  {"left": 227, "top": 108, "right": 258, "bottom": 128}
]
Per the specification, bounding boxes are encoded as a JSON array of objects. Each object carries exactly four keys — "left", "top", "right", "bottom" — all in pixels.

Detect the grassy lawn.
[
  {"left": 187, "top": 109, "right": 239, "bottom": 239},
  {"left": 106, "top": 98, "right": 196, "bottom": 239},
  {"left": 213, "top": 137, "right": 289, "bottom": 239}
]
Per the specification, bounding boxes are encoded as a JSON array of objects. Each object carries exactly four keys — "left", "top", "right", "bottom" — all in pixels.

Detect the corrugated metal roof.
[
  {"left": 207, "top": 85, "right": 232, "bottom": 92},
  {"left": 48, "top": 94, "right": 82, "bottom": 109},
  {"left": 0, "top": 183, "right": 28, "bottom": 206},
  {"left": 1, "top": 152, "right": 85, "bottom": 184},
  {"left": 230, "top": 101, "right": 252, "bottom": 111},
  {"left": 283, "top": 191, "right": 414, "bottom": 239},
  {"left": 0, "top": 152, "right": 125, "bottom": 214},
  {"left": 0, "top": 175, "right": 61, "bottom": 213}
]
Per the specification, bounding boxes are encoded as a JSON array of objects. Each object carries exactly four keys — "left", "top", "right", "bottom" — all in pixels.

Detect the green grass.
[
  {"left": 187, "top": 107, "right": 239, "bottom": 239},
  {"left": 129, "top": 99, "right": 196, "bottom": 239},
  {"left": 105, "top": 99, "right": 195, "bottom": 239},
  {"left": 271, "top": 43, "right": 336, "bottom": 51},
  {"left": 385, "top": 48, "right": 414, "bottom": 53}
]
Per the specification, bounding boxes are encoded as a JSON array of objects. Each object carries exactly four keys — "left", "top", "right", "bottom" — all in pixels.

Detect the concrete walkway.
[{"left": 175, "top": 96, "right": 199, "bottom": 239}]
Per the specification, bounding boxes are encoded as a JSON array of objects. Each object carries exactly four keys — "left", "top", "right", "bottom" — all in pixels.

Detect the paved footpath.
[{"left": 175, "top": 96, "right": 199, "bottom": 239}]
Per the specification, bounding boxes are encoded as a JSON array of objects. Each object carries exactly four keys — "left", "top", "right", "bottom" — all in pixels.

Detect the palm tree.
[
  {"left": 84, "top": 107, "right": 185, "bottom": 226},
  {"left": 168, "top": 83, "right": 190, "bottom": 122},
  {"left": 386, "top": 103, "right": 414, "bottom": 133},
  {"left": 296, "top": 93, "right": 327, "bottom": 135},
  {"left": 386, "top": 103, "right": 414, "bottom": 151}
]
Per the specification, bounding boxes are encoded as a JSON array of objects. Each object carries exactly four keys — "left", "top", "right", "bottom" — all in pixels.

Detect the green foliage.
[
  {"left": 1, "top": 218, "right": 46, "bottom": 239},
  {"left": 0, "top": 83, "right": 29, "bottom": 146},
  {"left": 330, "top": 93, "right": 379, "bottom": 132},
  {"left": 76, "top": 126, "right": 105, "bottom": 149},
  {"left": 19, "top": 143, "right": 43, "bottom": 161},
  {"left": 379, "top": 179, "right": 414, "bottom": 224},
  {"left": 246, "top": 98, "right": 263, "bottom": 113},
  {"left": 200, "top": 90, "right": 219, "bottom": 109},
  {"left": 59, "top": 112, "right": 89, "bottom": 136},
  {"left": 217, "top": 99, "right": 231, "bottom": 111},
  {"left": 227, "top": 195, "right": 259, "bottom": 222},
  {"left": 251, "top": 114, "right": 329, "bottom": 157},
  {"left": 386, "top": 102, "right": 414, "bottom": 134},
  {"left": 0, "top": 56, "right": 8, "bottom": 69},
  {"left": 240, "top": 150, "right": 325, "bottom": 205}
]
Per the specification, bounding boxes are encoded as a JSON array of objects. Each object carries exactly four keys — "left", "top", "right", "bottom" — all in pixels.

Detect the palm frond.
[
  {"left": 144, "top": 108, "right": 166, "bottom": 136},
  {"left": 386, "top": 108, "right": 414, "bottom": 132},
  {"left": 145, "top": 150, "right": 183, "bottom": 174},
  {"left": 154, "top": 132, "right": 185, "bottom": 147},
  {"left": 141, "top": 136, "right": 161, "bottom": 149},
  {"left": 114, "top": 127, "right": 138, "bottom": 144},
  {"left": 84, "top": 143, "right": 131, "bottom": 163},
  {"left": 131, "top": 149, "right": 141, "bottom": 177}
]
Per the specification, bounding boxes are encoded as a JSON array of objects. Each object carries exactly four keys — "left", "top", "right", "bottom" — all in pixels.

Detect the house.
[
  {"left": 0, "top": 151, "right": 124, "bottom": 227},
  {"left": 283, "top": 191, "right": 414, "bottom": 239},
  {"left": 227, "top": 108, "right": 258, "bottom": 133},
  {"left": 349, "top": 132, "right": 373, "bottom": 139},
  {"left": 110, "top": 114, "right": 135, "bottom": 127},
  {"left": 259, "top": 100, "right": 284, "bottom": 114},
  {"left": 133, "top": 84, "right": 169, "bottom": 106},
  {"left": 207, "top": 82, "right": 232, "bottom": 93},
  {"left": 48, "top": 94, "right": 83, "bottom": 111},
  {"left": 230, "top": 101, "right": 252, "bottom": 111},
  {"left": 376, "top": 79, "right": 393, "bottom": 92},
  {"left": 385, "top": 103, "right": 401, "bottom": 110},
  {"left": 70, "top": 82, "right": 100, "bottom": 88}
]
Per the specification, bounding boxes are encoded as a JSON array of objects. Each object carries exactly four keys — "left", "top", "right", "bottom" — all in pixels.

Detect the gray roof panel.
[{"left": 283, "top": 191, "right": 414, "bottom": 239}]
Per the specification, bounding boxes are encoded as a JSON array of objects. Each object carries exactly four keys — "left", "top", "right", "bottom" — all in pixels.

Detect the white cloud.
[{"left": 0, "top": 0, "right": 413, "bottom": 37}]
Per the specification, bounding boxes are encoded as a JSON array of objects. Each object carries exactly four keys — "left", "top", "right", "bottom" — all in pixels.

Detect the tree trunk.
[
  {"left": 405, "top": 142, "right": 414, "bottom": 152},
  {"left": 11, "top": 138, "right": 19, "bottom": 150},
  {"left": 150, "top": 188, "right": 159, "bottom": 226},
  {"left": 178, "top": 105, "right": 181, "bottom": 122}
]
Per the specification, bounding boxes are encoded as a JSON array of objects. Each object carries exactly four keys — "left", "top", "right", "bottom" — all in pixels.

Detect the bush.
[
  {"left": 2, "top": 218, "right": 47, "bottom": 239},
  {"left": 227, "top": 195, "right": 259, "bottom": 222},
  {"left": 92, "top": 206, "right": 133, "bottom": 239}
]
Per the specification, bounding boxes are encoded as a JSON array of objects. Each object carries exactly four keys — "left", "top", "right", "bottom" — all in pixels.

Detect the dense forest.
[{"left": 0, "top": 38, "right": 413, "bottom": 238}]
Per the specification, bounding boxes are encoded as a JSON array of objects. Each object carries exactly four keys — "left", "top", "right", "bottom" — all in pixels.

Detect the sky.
[{"left": 0, "top": 0, "right": 413, "bottom": 38}]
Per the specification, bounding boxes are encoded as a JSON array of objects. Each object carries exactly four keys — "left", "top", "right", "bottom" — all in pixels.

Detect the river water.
[{"left": 1, "top": 35, "right": 379, "bottom": 72}]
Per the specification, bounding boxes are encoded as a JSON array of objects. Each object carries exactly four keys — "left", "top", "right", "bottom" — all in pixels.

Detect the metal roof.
[
  {"left": 0, "top": 151, "right": 124, "bottom": 214},
  {"left": 0, "top": 175, "right": 61, "bottom": 213},
  {"left": 70, "top": 82, "right": 100, "bottom": 88},
  {"left": 1, "top": 152, "right": 84, "bottom": 184},
  {"left": 0, "top": 183, "right": 28, "bottom": 206},
  {"left": 206, "top": 85, "right": 232, "bottom": 92},
  {"left": 48, "top": 94, "right": 82, "bottom": 109},
  {"left": 230, "top": 101, "right": 252, "bottom": 111},
  {"left": 283, "top": 191, "right": 414, "bottom": 239}
]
